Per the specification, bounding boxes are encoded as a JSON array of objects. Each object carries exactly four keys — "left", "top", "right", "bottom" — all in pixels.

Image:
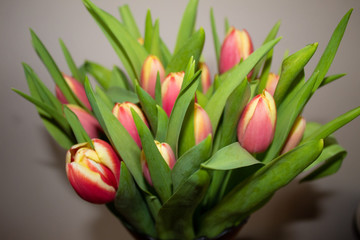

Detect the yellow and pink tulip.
[
  {"left": 281, "top": 116, "right": 306, "bottom": 154},
  {"left": 161, "top": 72, "right": 185, "bottom": 117},
  {"left": 140, "top": 55, "right": 165, "bottom": 98}
]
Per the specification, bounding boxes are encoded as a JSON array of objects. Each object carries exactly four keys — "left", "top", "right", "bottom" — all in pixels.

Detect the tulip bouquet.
[{"left": 14, "top": 0, "right": 359, "bottom": 239}]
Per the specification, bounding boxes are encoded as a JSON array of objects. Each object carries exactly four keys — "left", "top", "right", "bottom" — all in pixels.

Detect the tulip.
[
  {"left": 137, "top": 37, "right": 144, "bottom": 45},
  {"left": 140, "top": 55, "right": 165, "bottom": 98},
  {"left": 237, "top": 90, "right": 276, "bottom": 153},
  {"left": 56, "top": 73, "right": 92, "bottom": 110},
  {"left": 280, "top": 116, "right": 306, "bottom": 154},
  {"left": 141, "top": 141, "right": 176, "bottom": 185},
  {"left": 65, "top": 139, "right": 121, "bottom": 204},
  {"left": 194, "top": 103, "right": 213, "bottom": 144},
  {"left": 112, "top": 102, "right": 149, "bottom": 148},
  {"left": 219, "top": 27, "right": 254, "bottom": 74},
  {"left": 199, "top": 62, "right": 211, "bottom": 94},
  {"left": 265, "top": 73, "right": 280, "bottom": 96},
  {"left": 161, "top": 72, "right": 185, "bottom": 117},
  {"left": 67, "top": 104, "right": 102, "bottom": 139}
]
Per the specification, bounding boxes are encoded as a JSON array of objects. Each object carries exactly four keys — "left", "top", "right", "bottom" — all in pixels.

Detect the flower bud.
[
  {"left": 237, "top": 90, "right": 276, "bottom": 153},
  {"left": 141, "top": 141, "right": 176, "bottom": 185},
  {"left": 194, "top": 103, "right": 213, "bottom": 144},
  {"left": 65, "top": 139, "right": 121, "bottom": 204},
  {"left": 219, "top": 27, "right": 254, "bottom": 74},
  {"left": 137, "top": 37, "right": 144, "bottom": 45},
  {"left": 67, "top": 104, "right": 102, "bottom": 139},
  {"left": 140, "top": 55, "right": 165, "bottom": 98},
  {"left": 199, "top": 62, "right": 211, "bottom": 94},
  {"left": 280, "top": 116, "right": 306, "bottom": 154},
  {"left": 112, "top": 102, "right": 149, "bottom": 148},
  {"left": 161, "top": 72, "right": 185, "bottom": 117},
  {"left": 56, "top": 73, "right": 92, "bottom": 110},
  {"left": 265, "top": 73, "right": 280, "bottom": 96}
]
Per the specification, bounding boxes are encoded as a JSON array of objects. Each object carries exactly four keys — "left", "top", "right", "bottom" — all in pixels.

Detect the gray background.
[{"left": 1, "top": 0, "right": 360, "bottom": 239}]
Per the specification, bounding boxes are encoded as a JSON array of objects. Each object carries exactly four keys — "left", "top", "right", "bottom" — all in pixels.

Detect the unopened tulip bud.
[
  {"left": 65, "top": 139, "right": 121, "bottom": 204},
  {"left": 265, "top": 73, "right": 280, "bottom": 96},
  {"left": 199, "top": 62, "right": 211, "bottom": 94},
  {"left": 219, "top": 27, "right": 254, "bottom": 74},
  {"left": 280, "top": 116, "right": 306, "bottom": 154},
  {"left": 67, "top": 104, "right": 102, "bottom": 139},
  {"left": 194, "top": 103, "right": 212, "bottom": 144},
  {"left": 237, "top": 90, "right": 276, "bottom": 153},
  {"left": 141, "top": 141, "right": 176, "bottom": 185},
  {"left": 161, "top": 72, "right": 185, "bottom": 117},
  {"left": 112, "top": 102, "right": 149, "bottom": 148},
  {"left": 56, "top": 73, "right": 92, "bottom": 110},
  {"left": 140, "top": 55, "right": 165, "bottom": 98}
]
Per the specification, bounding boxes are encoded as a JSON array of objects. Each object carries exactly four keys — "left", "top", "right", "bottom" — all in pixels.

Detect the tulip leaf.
[
  {"left": 63, "top": 105, "right": 93, "bottom": 147},
  {"left": 30, "top": 30, "right": 85, "bottom": 109},
  {"left": 256, "top": 48, "right": 273, "bottom": 94},
  {"left": 311, "top": 9, "right": 352, "bottom": 92},
  {"left": 150, "top": 20, "right": 162, "bottom": 62},
  {"left": 144, "top": 10, "right": 154, "bottom": 53},
  {"left": 199, "top": 139, "right": 323, "bottom": 238},
  {"left": 251, "top": 20, "right": 281, "bottom": 81},
  {"left": 172, "top": 135, "right": 212, "bottom": 191},
  {"left": 83, "top": 0, "right": 148, "bottom": 82},
  {"left": 84, "top": 61, "right": 112, "bottom": 90},
  {"left": 119, "top": 5, "right": 142, "bottom": 39},
  {"left": 178, "top": 100, "right": 195, "bottom": 156},
  {"left": 41, "top": 117, "right": 75, "bottom": 149},
  {"left": 210, "top": 8, "right": 220, "bottom": 67},
  {"left": 301, "top": 144, "right": 346, "bottom": 182},
  {"left": 155, "top": 105, "right": 168, "bottom": 142},
  {"left": 136, "top": 83, "right": 158, "bottom": 135},
  {"left": 107, "top": 87, "right": 139, "bottom": 104},
  {"left": 84, "top": 79, "right": 148, "bottom": 192},
  {"left": 273, "top": 43, "right": 318, "bottom": 105},
  {"left": 166, "top": 28, "right": 205, "bottom": 74},
  {"left": 155, "top": 72, "right": 162, "bottom": 107},
  {"left": 95, "top": 86, "right": 113, "bottom": 110},
  {"left": 131, "top": 108, "right": 172, "bottom": 203},
  {"left": 59, "top": 39, "right": 84, "bottom": 83},
  {"left": 263, "top": 71, "right": 319, "bottom": 163},
  {"left": 224, "top": 17, "right": 230, "bottom": 34},
  {"left": 160, "top": 39, "right": 171, "bottom": 69},
  {"left": 320, "top": 73, "right": 346, "bottom": 88},
  {"left": 195, "top": 90, "right": 208, "bottom": 108},
  {"left": 202, "top": 142, "right": 263, "bottom": 170},
  {"left": 205, "top": 37, "right": 281, "bottom": 133},
  {"left": 157, "top": 169, "right": 210, "bottom": 240},
  {"left": 173, "top": 0, "right": 199, "bottom": 54},
  {"left": 166, "top": 70, "right": 201, "bottom": 156},
  {"left": 110, "top": 66, "right": 132, "bottom": 90}
]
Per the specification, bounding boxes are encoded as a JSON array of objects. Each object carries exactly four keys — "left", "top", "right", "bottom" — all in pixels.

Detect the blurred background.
[{"left": 1, "top": 0, "right": 360, "bottom": 239}]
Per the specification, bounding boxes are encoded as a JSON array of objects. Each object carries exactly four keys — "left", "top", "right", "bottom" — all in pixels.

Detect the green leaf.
[
  {"left": 205, "top": 38, "right": 281, "bottom": 132},
  {"left": 131, "top": 108, "right": 172, "bottom": 203},
  {"left": 41, "top": 116, "right": 75, "bottom": 149},
  {"left": 107, "top": 87, "right": 139, "bottom": 104},
  {"left": 114, "top": 162, "right": 156, "bottom": 237},
  {"left": 150, "top": 20, "right": 162, "bottom": 61},
  {"left": 199, "top": 139, "right": 323, "bottom": 238},
  {"left": 83, "top": 79, "right": 147, "bottom": 192},
  {"left": 273, "top": 43, "right": 318, "bottom": 105},
  {"left": 312, "top": 9, "right": 353, "bottom": 92},
  {"left": 178, "top": 100, "right": 195, "bottom": 157},
  {"left": 210, "top": 8, "right": 221, "bottom": 68},
  {"left": 157, "top": 169, "right": 210, "bottom": 239},
  {"left": 224, "top": 17, "right": 230, "bottom": 33},
  {"left": 63, "top": 105, "right": 93, "bottom": 147},
  {"left": 172, "top": 135, "right": 212, "bottom": 191},
  {"left": 173, "top": 0, "right": 199, "bottom": 54},
  {"left": 320, "top": 73, "right": 346, "bottom": 88},
  {"left": 144, "top": 10, "right": 154, "bottom": 53},
  {"left": 301, "top": 144, "right": 346, "bottom": 182},
  {"left": 155, "top": 105, "right": 168, "bottom": 142},
  {"left": 166, "top": 28, "right": 205, "bottom": 74},
  {"left": 135, "top": 84, "right": 158, "bottom": 135},
  {"left": 264, "top": 72, "right": 319, "bottom": 162},
  {"left": 119, "top": 5, "right": 141, "bottom": 39},
  {"left": 110, "top": 66, "right": 132, "bottom": 90},
  {"left": 155, "top": 72, "right": 162, "bottom": 107},
  {"left": 84, "top": 61, "right": 112, "bottom": 90},
  {"left": 95, "top": 86, "right": 113, "bottom": 110},
  {"left": 202, "top": 142, "right": 263, "bottom": 170},
  {"left": 59, "top": 39, "right": 84, "bottom": 83}
]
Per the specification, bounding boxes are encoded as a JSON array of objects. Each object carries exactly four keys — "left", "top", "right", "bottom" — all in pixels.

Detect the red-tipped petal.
[
  {"left": 281, "top": 116, "right": 306, "bottom": 154},
  {"left": 140, "top": 55, "right": 165, "bottom": 98},
  {"left": 194, "top": 103, "right": 213, "bottom": 145},
  {"left": 199, "top": 62, "right": 211, "bottom": 94},
  {"left": 161, "top": 72, "right": 184, "bottom": 117}
]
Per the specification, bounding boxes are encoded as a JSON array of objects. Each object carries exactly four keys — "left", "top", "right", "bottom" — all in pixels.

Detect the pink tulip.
[
  {"left": 199, "top": 62, "right": 211, "bottom": 94},
  {"left": 112, "top": 102, "right": 149, "bottom": 148},
  {"left": 56, "top": 73, "right": 92, "bottom": 110},
  {"left": 237, "top": 90, "right": 276, "bottom": 153},
  {"left": 140, "top": 55, "right": 165, "bottom": 98},
  {"left": 161, "top": 72, "right": 185, "bottom": 117},
  {"left": 280, "top": 116, "right": 306, "bottom": 154},
  {"left": 65, "top": 139, "right": 121, "bottom": 204},
  {"left": 265, "top": 73, "right": 280, "bottom": 96},
  {"left": 194, "top": 103, "right": 213, "bottom": 144},
  {"left": 219, "top": 27, "right": 254, "bottom": 74},
  {"left": 66, "top": 104, "right": 102, "bottom": 139},
  {"left": 141, "top": 141, "right": 176, "bottom": 185}
]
